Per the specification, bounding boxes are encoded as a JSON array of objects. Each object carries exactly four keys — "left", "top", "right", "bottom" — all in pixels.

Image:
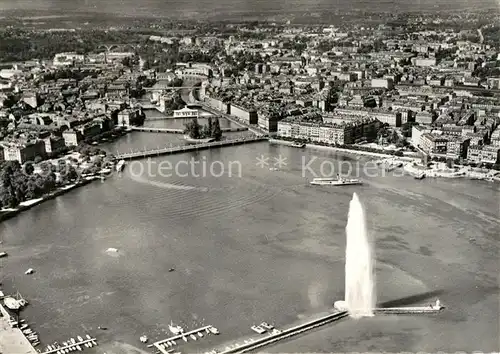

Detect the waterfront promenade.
[{"left": 115, "top": 136, "right": 268, "bottom": 160}]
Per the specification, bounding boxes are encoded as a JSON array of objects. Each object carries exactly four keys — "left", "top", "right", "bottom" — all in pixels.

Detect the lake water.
[{"left": 0, "top": 132, "right": 498, "bottom": 353}]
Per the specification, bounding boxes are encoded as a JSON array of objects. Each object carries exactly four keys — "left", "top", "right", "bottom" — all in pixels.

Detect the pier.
[
  {"left": 115, "top": 136, "right": 268, "bottom": 160},
  {"left": 153, "top": 325, "right": 213, "bottom": 354},
  {"left": 129, "top": 126, "right": 248, "bottom": 134},
  {"left": 208, "top": 303, "right": 444, "bottom": 353},
  {"left": 373, "top": 305, "right": 445, "bottom": 315},
  {"left": 211, "top": 311, "right": 348, "bottom": 354},
  {"left": 40, "top": 336, "right": 97, "bottom": 354}
]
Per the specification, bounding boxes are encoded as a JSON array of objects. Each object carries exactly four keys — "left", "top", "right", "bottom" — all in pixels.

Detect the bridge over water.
[
  {"left": 129, "top": 126, "right": 248, "bottom": 134},
  {"left": 116, "top": 136, "right": 268, "bottom": 160}
]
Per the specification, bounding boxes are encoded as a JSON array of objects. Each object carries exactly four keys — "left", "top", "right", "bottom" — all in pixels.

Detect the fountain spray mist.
[{"left": 345, "top": 192, "right": 375, "bottom": 318}]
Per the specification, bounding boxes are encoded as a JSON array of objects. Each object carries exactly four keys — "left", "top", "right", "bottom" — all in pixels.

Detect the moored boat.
[
  {"left": 414, "top": 172, "right": 426, "bottom": 180},
  {"left": 290, "top": 142, "right": 306, "bottom": 148},
  {"left": 116, "top": 160, "right": 126, "bottom": 172}
]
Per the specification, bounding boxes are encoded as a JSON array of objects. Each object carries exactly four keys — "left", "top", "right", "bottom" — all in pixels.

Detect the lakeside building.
[
  {"left": 204, "top": 96, "right": 230, "bottom": 114},
  {"left": 229, "top": 104, "right": 258, "bottom": 125},
  {"left": 257, "top": 112, "right": 279, "bottom": 133},
  {"left": 412, "top": 125, "right": 433, "bottom": 146},
  {"left": 117, "top": 108, "right": 144, "bottom": 127},
  {"left": 446, "top": 137, "right": 470, "bottom": 160},
  {"left": 419, "top": 133, "right": 448, "bottom": 154},
  {"left": 468, "top": 145, "right": 500, "bottom": 164},
  {"left": 1, "top": 139, "right": 46, "bottom": 163},
  {"left": 277, "top": 117, "right": 381, "bottom": 145}
]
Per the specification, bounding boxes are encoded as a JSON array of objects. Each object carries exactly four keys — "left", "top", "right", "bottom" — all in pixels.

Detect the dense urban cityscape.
[{"left": 0, "top": 2, "right": 499, "bottom": 354}]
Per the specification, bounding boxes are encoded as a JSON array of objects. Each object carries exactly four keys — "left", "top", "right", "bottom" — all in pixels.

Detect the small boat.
[
  {"left": 85, "top": 334, "right": 91, "bottom": 340},
  {"left": 25, "top": 268, "right": 34, "bottom": 275},
  {"left": 260, "top": 322, "right": 274, "bottom": 330},
  {"left": 140, "top": 335, "right": 148, "bottom": 343},
  {"left": 414, "top": 172, "right": 426, "bottom": 180},
  {"left": 116, "top": 160, "right": 126, "bottom": 172},
  {"left": 70, "top": 338, "right": 76, "bottom": 345},
  {"left": 251, "top": 325, "right": 266, "bottom": 334},
  {"left": 76, "top": 345, "right": 82, "bottom": 351},
  {"left": 168, "top": 322, "right": 184, "bottom": 335},
  {"left": 20, "top": 324, "right": 29, "bottom": 330},
  {"left": 77, "top": 336, "right": 83, "bottom": 342},
  {"left": 208, "top": 326, "right": 219, "bottom": 334},
  {"left": 168, "top": 268, "right": 175, "bottom": 272},
  {"left": 197, "top": 332, "right": 203, "bottom": 337},
  {"left": 190, "top": 334, "right": 197, "bottom": 340},
  {"left": 171, "top": 340, "right": 176, "bottom": 345},
  {"left": 0, "top": 252, "right": 7, "bottom": 258},
  {"left": 182, "top": 336, "right": 188, "bottom": 342},
  {"left": 291, "top": 142, "right": 306, "bottom": 148}
]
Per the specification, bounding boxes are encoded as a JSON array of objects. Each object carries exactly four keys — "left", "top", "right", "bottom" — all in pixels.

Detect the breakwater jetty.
[
  {"left": 373, "top": 305, "right": 445, "bottom": 315},
  {"left": 115, "top": 136, "right": 268, "bottom": 160},
  {"left": 210, "top": 311, "right": 348, "bottom": 354}
]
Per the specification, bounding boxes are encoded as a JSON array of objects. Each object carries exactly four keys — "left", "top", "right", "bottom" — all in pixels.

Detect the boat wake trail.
[{"left": 130, "top": 174, "right": 204, "bottom": 191}]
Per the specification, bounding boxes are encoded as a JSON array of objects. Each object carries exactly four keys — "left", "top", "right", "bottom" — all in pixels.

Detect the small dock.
[
  {"left": 40, "top": 336, "right": 97, "bottom": 354},
  {"left": 153, "top": 325, "right": 213, "bottom": 354}
]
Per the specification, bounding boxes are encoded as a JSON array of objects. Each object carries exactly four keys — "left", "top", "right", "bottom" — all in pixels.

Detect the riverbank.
[
  {"left": 403, "top": 161, "right": 500, "bottom": 181},
  {"left": 269, "top": 138, "right": 500, "bottom": 182},
  {"left": 0, "top": 177, "right": 100, "bottom": 222},
  {"left": 269, "top": 139, "right": 418, "bottom": 160}
]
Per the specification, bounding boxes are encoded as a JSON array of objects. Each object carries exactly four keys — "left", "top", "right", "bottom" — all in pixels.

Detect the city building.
[
  {"left": 229, "top": 104, "right": 258, "bottom": 125},
  {"left": 1, "top": 139, "right": 46, "bottom": 163},
  {"left": 419, "top": 133, "right": 448, "bottom": 154}
]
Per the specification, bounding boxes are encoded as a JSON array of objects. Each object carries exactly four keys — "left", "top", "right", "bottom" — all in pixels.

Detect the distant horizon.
[{"left": 0, "top": 0, "right": 499, "bottom": 18}]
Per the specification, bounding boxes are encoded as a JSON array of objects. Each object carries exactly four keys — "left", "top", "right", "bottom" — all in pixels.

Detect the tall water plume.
[{"left": 345, "top": 193, "right": 375, "bottom": 318}]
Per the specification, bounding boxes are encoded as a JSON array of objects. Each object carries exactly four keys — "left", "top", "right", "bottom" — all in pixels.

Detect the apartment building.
[
  {"left": 229, "top": 104, "right": 258, "bottom": 125},
  {"left": 1, "top": 139, "right": 46, "bottom": 163},
  {"left": 468, "top": 145, "right": 500, "bottom": 164},
  {"left": 419, "top": 133, "right": 448, "bottom": 154}
]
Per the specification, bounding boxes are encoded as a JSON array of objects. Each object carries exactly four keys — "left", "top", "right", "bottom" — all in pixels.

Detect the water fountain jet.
[{"left": 343, "top": 192, "right": 375, "bottom": 318}]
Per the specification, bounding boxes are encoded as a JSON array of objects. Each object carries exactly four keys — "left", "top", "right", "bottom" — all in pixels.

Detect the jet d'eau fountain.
[{"left": 335, "top": 193, "right": 376, "bottom": 318}]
